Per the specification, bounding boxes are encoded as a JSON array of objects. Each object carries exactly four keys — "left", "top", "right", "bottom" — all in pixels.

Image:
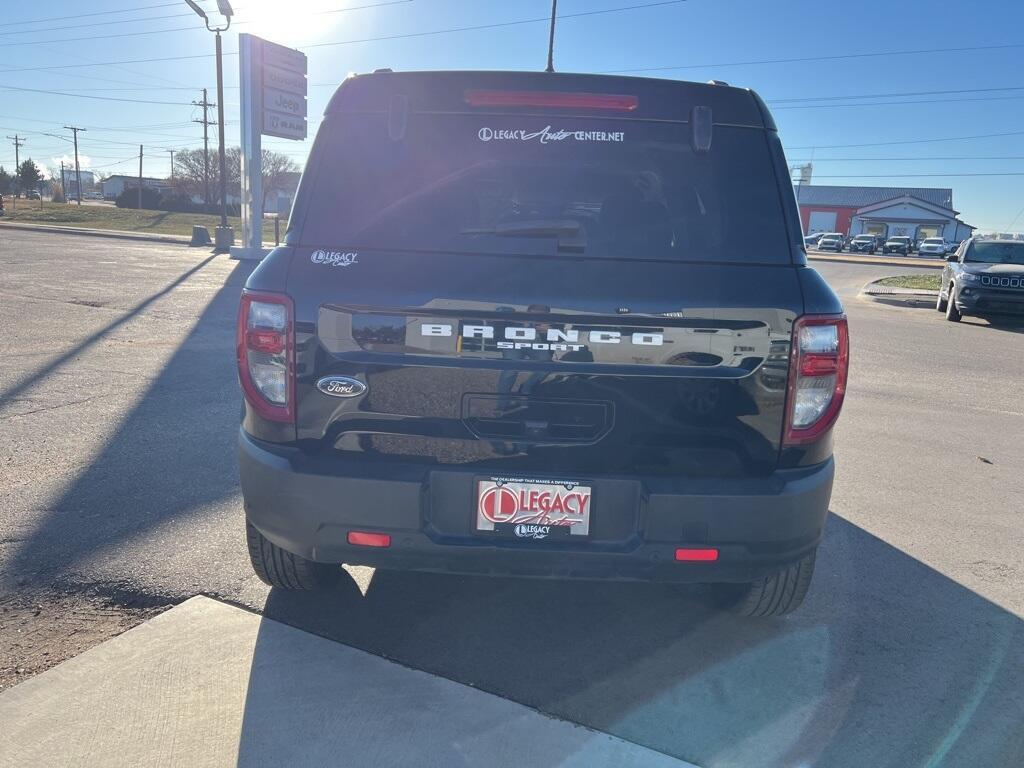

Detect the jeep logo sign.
[{"left": 316, "top": 376, "right": 367, "bottom": 398}]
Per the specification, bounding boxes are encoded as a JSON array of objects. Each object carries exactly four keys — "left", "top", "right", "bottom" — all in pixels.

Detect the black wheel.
[
  {"left": 945, "top": 284, "right": 962, "bottom": 322},
  {"left": 246, "top": 521, "right": 341, "bottom": 589},
  {"left": 936, "top": 285, "right": 948, "bottom": 312},
  {"left": 714, "top": 550, "right": 817, "bottom": 617}
]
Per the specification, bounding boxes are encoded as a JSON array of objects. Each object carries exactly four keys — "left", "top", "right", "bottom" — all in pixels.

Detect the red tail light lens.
[
  {"left": 783, "top": 315, "right": 849, "bottom": 446},
  {"left": 237, "top": 291, "right": 294, "bottom": 423},
  {"left": 464, "top": 90, "right": 639, "bottom": 111}
]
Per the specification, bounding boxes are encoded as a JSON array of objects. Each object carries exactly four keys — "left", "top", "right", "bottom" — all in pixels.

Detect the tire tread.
[
  {"left": 246, "top": 522, "right": 337, "bottom": 590},
  {"left": 726, "top": 549, "right": 816, "bottom": 617}
]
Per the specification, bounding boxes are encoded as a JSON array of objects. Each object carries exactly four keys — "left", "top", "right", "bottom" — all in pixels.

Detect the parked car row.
[{"left": 805, "top": 232, "right": 960, "bottom": 256}]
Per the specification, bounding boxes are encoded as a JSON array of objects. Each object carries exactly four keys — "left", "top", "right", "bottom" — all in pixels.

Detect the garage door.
[{"left": 808, "top": 211, "right": 837, "bottom": 233}]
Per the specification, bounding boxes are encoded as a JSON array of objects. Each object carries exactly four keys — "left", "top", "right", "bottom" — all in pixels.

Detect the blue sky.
[{"left": 2, "top": 0, "right": 1023, "bottom": 231}]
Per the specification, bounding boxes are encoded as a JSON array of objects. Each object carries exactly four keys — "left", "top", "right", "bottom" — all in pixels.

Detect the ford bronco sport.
[{"left": 238, "top": 71, "right": 848, "bottom": 616}]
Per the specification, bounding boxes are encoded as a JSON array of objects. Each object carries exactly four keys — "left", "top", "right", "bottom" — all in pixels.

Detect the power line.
[
  {"left": 601, "top": 42, "right": 1024, "bottom": 74},
  {"left": 90, "top": 156, "right": 140, "bottom": 170},
  {"left": 0, "top": 2, "right": 180, "bottom": 29},
  {"left": 3, "top": 0, "right": 687, "bottom": 73},
  {"left": 0, "top": 0, "right": 411, "bottom": 39},
  {"left": 789, "top": 131, "right": 1024, "bottom": 149},
  {"left": 0, "top": 11, "right": 192, "bottom": 38},
  {"left": 0, "top": 84, "right": 193, "bottom": 106},
  {"left": 0, "top": 0, "right": 413, "bottom": 47},
  {"left": 786, "top": 156, "right": 1024, "bottom": 162},
  {"left": 300, "top": 0, "right": 688, "bottom": 51},
  {"left": 809, "top": 172, "right": 1024, "bottom": 178},
  {"left": 1004, "top": 204, "right": 1024, "bottom": 232},
  {"left": 769, "top": 85, "right": 1024, "bottom": 104},
  {"left": 773, "top": 95, "right": 1024, "bottom": 110}
]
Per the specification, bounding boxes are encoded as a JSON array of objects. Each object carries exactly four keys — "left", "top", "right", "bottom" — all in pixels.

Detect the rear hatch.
[{"left": 286, "top": 72, "right": 804, "bottom": 480}]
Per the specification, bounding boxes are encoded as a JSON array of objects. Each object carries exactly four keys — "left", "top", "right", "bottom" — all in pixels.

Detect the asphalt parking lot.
[{"left": 1, "top": 230, "right": 1022, "bottom": 767}]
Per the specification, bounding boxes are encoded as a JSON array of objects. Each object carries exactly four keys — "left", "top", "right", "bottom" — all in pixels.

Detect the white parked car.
[{"left": 917, "top": 237, "right": 947, "bottom": 257}]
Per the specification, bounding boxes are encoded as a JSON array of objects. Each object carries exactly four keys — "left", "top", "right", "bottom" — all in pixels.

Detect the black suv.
[
  {"left": 883, "top": 236, "right": 912, "bottom": 255},
  {"left": 849, "top": 235, "right": 876, "bottom": 254},
  {"left": 238, "top": 71, "right": 848, "bottom": 616},
  {"left": 938, "top": 238, "right": 1024, "bottom": 321}
]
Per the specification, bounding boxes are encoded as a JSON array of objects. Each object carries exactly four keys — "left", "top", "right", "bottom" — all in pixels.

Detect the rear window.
[{"left": 299, "top": 112, "right": 791, "bottom": 263}]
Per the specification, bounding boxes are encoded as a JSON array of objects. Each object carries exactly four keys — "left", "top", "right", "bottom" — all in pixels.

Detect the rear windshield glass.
[{"left": 298, "top": 112, "right": 790, "bottom": 263}]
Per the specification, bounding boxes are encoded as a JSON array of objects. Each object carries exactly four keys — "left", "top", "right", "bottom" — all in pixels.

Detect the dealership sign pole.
[{"left": 234, "top": 33, "right": 307, "bottom": 260}]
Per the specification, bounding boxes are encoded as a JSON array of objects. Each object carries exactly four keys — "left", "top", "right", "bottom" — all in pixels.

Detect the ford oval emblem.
[{"left": 316, "top": 376, "right": 367, "bottom": 398}]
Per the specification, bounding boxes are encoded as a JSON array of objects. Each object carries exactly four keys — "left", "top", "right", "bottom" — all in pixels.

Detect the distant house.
[
  {"left": 264, "top": 171, "right": 302, "bottom": 216},
  {"left": 60, "top": 169, "right": 96, "bottom": 198},
  {"left": 102, "top": 175, "right": 172, "bottom": 200},
  {"left": 795, "top": 184, "right": 975, "bottom": 243}
]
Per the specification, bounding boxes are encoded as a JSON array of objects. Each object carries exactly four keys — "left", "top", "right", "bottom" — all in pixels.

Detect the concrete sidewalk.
[{"left": 0, "top": 596, "right": 694, "bottom": 768}]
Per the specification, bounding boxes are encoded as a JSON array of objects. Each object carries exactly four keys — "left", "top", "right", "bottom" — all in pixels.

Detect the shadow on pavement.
[
  {"left": 256, "top": 514, "right": 1023, "bottom": 768},
  {"left": 4, "top": 257, "right": 254, "bottom": 583},
  {"left": 0, "top": 253, "right": 219, "bottom": 408}
]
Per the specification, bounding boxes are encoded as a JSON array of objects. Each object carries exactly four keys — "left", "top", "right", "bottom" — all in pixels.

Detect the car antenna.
[{"left": 545, "top": 0, "right": 557, "bottom": 73}]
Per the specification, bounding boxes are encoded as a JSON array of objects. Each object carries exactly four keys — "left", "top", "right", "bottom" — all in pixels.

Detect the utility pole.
[
  {"left": 138, "top": 145, "right": 144, "bottom": 210},
  {"left": 60, "top": 161, "right": 66, "bottom": 202},
  {"left": 166, "top": 148, "right": 175, "bottom": 180},
  {"left": 64, "top": 125, "right": 85, "bottom": 206},
  {"left": 192, "top": 88, "right": 214, "bottom": 208},
  {"left": 545, "top": 0, "right": 558, "bottom": 73},
  {"left": 6, "top": 134, "right": 24, "bottom": 211}
]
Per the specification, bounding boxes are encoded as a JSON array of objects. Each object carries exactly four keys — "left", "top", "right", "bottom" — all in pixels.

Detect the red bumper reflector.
[
  {"left": 675, "top": 548, "right": 719, "bottom": 562},
  {"left": 347, "top": 531, "right": 391, "bottom": 548}
]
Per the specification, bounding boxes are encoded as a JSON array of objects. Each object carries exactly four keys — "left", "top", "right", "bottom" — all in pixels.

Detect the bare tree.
[
  {"left": 260, "top": 149, "right": 300, "bottom": 209},
  {"left": 171, "top": 146, "right": 298, "bottom": 209}
]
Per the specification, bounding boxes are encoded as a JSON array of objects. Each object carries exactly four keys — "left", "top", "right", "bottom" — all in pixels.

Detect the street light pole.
[
  {"left": 185, "top": 0, "right": 234, "bottom": 252},
  {"left": 215, "top": 28, "right": 229, "bottom": 230}
]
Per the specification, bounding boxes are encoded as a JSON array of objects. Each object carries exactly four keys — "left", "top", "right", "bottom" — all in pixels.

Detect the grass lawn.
[
  {"left": 0, "top": 200, "right": 281, "bottom": 241},
  {"left": 876, "top": 274, "right": 941, "bottom": 290}
]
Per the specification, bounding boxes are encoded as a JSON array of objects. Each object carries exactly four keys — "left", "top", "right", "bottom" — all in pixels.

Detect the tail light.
[
  {"left": 464, "top": 90, "right": 639, "bottom": 111},
  {"left": 237, "top": 291, "right": 294, "bottom": 423},
  {"left": 783, "top": 314, "right": 849, "bottom": 446}
]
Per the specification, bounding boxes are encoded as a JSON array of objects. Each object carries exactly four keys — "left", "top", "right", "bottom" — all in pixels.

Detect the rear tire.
[
  {"left": 246, "top": 521, "right": 341, "bottom": 590},
  {"left": 945, "top": 284, "right": 962, "bottom": 322},
  {"left": 715, "top": 550, "right": 817, "bottom": 617}
]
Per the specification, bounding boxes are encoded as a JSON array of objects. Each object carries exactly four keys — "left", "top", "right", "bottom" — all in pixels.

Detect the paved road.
[{"left": 1, "top": 230, "right": 1021, "bottom": 767}]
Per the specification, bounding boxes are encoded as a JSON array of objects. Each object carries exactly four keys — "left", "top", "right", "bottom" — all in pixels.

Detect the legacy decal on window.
[{"left": 477, "top": 126, "right": 625, "bottom": 144}]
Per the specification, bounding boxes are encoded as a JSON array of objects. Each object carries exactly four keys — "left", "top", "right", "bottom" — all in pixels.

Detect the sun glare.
[{"left": 237, "top": 0, "right": 345, "bottom": 46}]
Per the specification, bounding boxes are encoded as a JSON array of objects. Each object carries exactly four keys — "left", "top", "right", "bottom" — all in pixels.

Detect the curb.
[
  {"left": 860, "top": 278, "right": 939, "bottom": 306},
  {"left": 0, "top": 221, "right": 193, "bottom": 246},
  {"left": 808, "top": 252, "right": 945, "bottom": 269}
]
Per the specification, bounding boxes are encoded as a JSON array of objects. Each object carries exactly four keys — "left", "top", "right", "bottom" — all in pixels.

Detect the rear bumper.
[{"left": 240, "top": 429, "right": 834, "bottom": 583}]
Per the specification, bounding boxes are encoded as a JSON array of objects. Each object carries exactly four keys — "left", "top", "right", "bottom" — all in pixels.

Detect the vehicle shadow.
[
  {"left": 980, "top": 317, "right": 1024, "bottom": 335},
  {"left": 2, "top": 256, "right": 254, "bottom": 585},
  {"left": 246, "top": 514, "right": 1023, "bottom": 768}
]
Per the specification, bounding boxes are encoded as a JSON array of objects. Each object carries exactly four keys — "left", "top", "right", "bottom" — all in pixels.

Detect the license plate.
[{"left": 476, "top": 477, "right": 592, "bottom": 539}]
